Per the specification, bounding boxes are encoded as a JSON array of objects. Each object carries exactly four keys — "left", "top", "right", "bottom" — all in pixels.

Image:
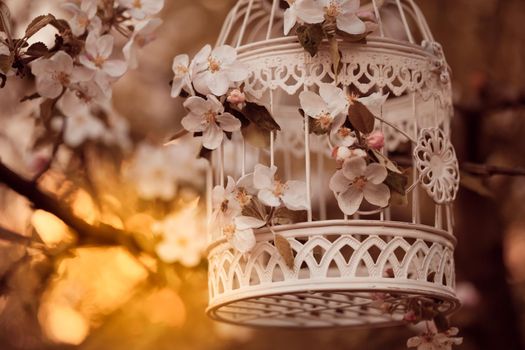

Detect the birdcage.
[{"left": 206, "top": 0, "right": 460, "bottom": 328}]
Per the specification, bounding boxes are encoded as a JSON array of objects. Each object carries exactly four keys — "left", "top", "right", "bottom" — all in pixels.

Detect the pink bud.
[
  {"left": 227, "top": 89, "right": 246, "bottom": 106},
  {"left": 403, "top": 310, "right": 418, "bottom": 323},
  {"left": 367, "top": 131, "right": 385, "bottom": 150}
]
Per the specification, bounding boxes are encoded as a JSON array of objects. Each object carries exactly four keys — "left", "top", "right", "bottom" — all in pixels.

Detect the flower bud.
[
  {"left": 227, "top": 89, "right": 246, "bottom": 108},
  {"left": 367, "top": 131, "right": 385, "bottom": 150}
]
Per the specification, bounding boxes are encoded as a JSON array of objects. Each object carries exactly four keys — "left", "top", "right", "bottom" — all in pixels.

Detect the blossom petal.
[
  {"left": 212, "top": 45, "right": 237, "bottom": 65},
  {"left": 342, "top": 156, "right": 366, "bottom": 180},
  {"left": 296, "top": 0, "right": 325, "bottom": 23},
  {"left": 103, "top": 60, "right": 127, "bottom": 77},
  {"left": 235, "top": 216, "right": 266, "bottom": 230},
  {"left": 253, "top": 164, "right": 277, "bottom": 190},
  {"left": 217, "top": 113, "right": 241, "bottom": 132},
  {"left": 207, "top": 71, "right": 230, "bottom": 96},
  {"left": 282, "top": 181, "right": 309, "bottom": 210},
  {"left": 181, "top": 113, "right": 205, "bottom": 132},
  {"left": 341, "top": 0, "right": 360, "bottom": 13},
  {"left": 299, "top": 90, "right": 326, "bottom": 118},
  {"left": 406, "top": 336, "right": 423, "bottom": 348},
  {"left": 172, "top": 54, "right": 189, "bottom": 72},
  {"left": 225, "top": 63, "right": 249, "bottom": 83},
  {"left": 71, "top": 66, "right": 95, "bottom": 83},
  {"left": 337, "top": 186, "right": 364, "bottom": 215},
  {"left": 283, "top": 7, "right": 297, "bottom": 35},
  {"left": 258, "top": 188, "right": 281, "bottom": 207},
  {"left": 336, "top": 13, "right": 366, "bottom": 35},
  {"left": 329, "top": 170, "right": 351, "bottom": 193},
  {"left": 193, "top": 44, "right": 212, "bottom": 66},
  {"left": 319, "top": 83, "right": 348, "bottom": 116},
  {"left": 53, "top": 51, "right": 74, "bottom": 73},
  {"left": 231, "top": 228, "right": 256, "bottom": 254},
  {"left": 202, "top": 122, "right": 224, "bottom": 150},
  {"left": 183, "top": 96, "right": 208, "bottom": 114},
  {"left": 97, "top": 34, "right": 114, "bottom": 58},
  {"left": 37, "top": 79, "right": 63, "bottom": 99},
  {"left": 192, "top": 72, "right": 211, "bottom": 95},
  {"left": 363, "top": 183, "right": 390, "bottom": 207},
  {"left": 364, "top": 163, "right": 388, "bottom": 184}
]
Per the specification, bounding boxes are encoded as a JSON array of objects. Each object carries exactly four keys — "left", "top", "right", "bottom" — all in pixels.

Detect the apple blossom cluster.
[
  {"left": 211, "top": 165, "right": 308, "bottom": 254},
  {"left": 18, "top": 0, "right": 163, "bottom": 149},
  {"left": 298, "top": 83, "right": 403, "bottom": 215},
  {"left": 407, "top": 326, "right": 463, "bottom": 350},
  {"left": 171, "top": 45, "right": 285, "bottom": 153}
]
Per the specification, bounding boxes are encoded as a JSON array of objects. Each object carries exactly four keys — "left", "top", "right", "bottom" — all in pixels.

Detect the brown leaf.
[
  {"left": 273, "top": 207, "right": 307, "bottom": 225},
  {"left": 0, "top": 1, "right": 12, "bottom": 39},
  {"left": 25, "top": 14, "right": 56, "bottom": 39},
  {"left": 242, "top": 102, "right": 281, "bottom": 132},
  {"left": 274, "top": 233, "right": 294, "bottom": 269},
  {"left": 39, "top": 98, "right": 56, "bottom": 129},
  {"left": 329, "top": 36, "right": 342, "bottom": 76},
  {"left": 372, "top": 149, "right": 403, "bottom": 174},
  {"left": 26, "top": 42, "right": 48, "bottom": 57},
  {"left": 433, "top": 314, "right": 450, "bottom": 333},
  {"left": 241, "top": 122, "right": 270, "bottom": 149},
  {"left": 0, "top": 53, "right": 12, "bottom": 74},
  {"left": 348, "top": 100, "right": 375, "bottom": 134},
  {"left": 50, "top": 18, "right": 70, "bottom": 34},
  {"left": 385, "top": 171, "right": 408, "bottom": 195},
  {"left": 296, "top": 23, "right": 324, "bottom": 57}
]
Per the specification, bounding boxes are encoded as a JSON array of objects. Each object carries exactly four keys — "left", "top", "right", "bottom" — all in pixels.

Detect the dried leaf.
[
  {"left": 20, "top": 92, "right": 41, "bottom": 102},
  {"left": 459, "top": 172, "right": 493, "bottom": 198},
  {"left": 0, "top": 53, "right": 13, "bottom": 74},
  {"left": 39, "top": 98, "right": 56, "bottom": 129},
  {"left": 308, "top": 116, "right": 328, "bottom": 135},
  {"left": 329, "top": 36, "right": 341, "bottom": 76},
  {"left": 273, "top": 207, "right": 307, "bottom": 225},
  {"left": 25, "top": 14, "right": 55, "bottom": 39},
  {"left": 26, "top": 42, "right": 48, "bottom": 57},
  {"left": 274, "top": 233, "right": 294, "bottom": 269},
  {"left": 241, "top": 122, "right": 270, "bottom": 149},
  {"left": 348, "top": 100, "right": 375, "bottom": 134},
  {"left": 0, "top": 1, "right": 12, "bottom": 39},
  {"left": 296, "top": 23, "right": 324, "bottom": 57},
  {"left": 50, "top": 18, "right": 70, "bottom": 34},
  {"left": 242, "top": 102, "right": 280, "bottom": 132},
  {"left": 372, "top": 149, "right": 403, "bottom": 174}
]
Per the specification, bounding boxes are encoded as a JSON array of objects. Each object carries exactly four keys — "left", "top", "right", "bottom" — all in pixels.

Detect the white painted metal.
[{"left": 206, "top": 0, "right": 460, "bottom": 328}]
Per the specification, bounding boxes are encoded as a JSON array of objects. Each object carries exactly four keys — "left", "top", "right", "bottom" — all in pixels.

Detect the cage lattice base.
[{"left": 207, "top": 221, "right": 459, "bottom": 328}]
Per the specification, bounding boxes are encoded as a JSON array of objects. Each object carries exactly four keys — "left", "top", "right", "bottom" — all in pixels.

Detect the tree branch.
[{"left": 0, "top": 160, "right": 142, "bottom": 252}]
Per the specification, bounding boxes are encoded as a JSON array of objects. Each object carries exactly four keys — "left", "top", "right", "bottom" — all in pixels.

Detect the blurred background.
[{"left": 0, "top": 0, "right": 524, "bottom": 349}]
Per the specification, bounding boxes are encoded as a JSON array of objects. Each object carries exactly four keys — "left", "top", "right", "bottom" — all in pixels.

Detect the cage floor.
[{"left": 208, "top": 290, "right": 456, "bottom": 328}]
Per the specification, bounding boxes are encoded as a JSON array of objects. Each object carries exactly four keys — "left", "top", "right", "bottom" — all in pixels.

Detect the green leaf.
[
  {"left": 0, "top": 53, "right": 13, "bottom": 74},
  {"left": 296, "top": 23, "right": 324, "bottom": 57},
  {"left": 241, "top": 122, "right": 270, "bottom": 149},
  {"left": 274, "top": 233, "right": 294, "bottom": 269},
  {"left": 348, "top": 100, "right": 375, "bottom": 134},
  {"left": 26, "top": 42, "right": 48, "bottom": 57},
  {"left": 385, "top": 171, "right": 408, "bottom": 195},
  {"left": 371, "top": 149, "right": 403, "bottom": 174},
  {"left": 24, "top": 14, "right": 55, "bottom": 39},
  {"left": 242, "top": 102, "right": 280, "bottom": 132}
]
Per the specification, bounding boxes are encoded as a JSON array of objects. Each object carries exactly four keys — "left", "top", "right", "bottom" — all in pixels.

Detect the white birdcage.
[{"left": 206, "top": 0, "right": 460, "bottom": 328}]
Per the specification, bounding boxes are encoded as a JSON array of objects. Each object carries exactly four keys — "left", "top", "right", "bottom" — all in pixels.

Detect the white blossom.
[
  {"left": 192, "top": 44, "right": 248, "bottom": 96},
  {"left": 79, "top": 32, "right": 127, "bottom": 92},
  {"left": 58, "top": 91, "right": 106, "bottom": 147},
  {"left": 123, "top": 18, "right": 162, "bottom": 70},
  {"left": 253, "top": 164, "right": 309, "bottom": 210},
  {"left": 119, "top": 0, "right": 164, "bottom": 20},
  {"left": 300, "top": 83, "right": 348, "bottom": 133},
  {"left": 329, "top": 156, "right": 390, "bottom": 215},
  {"left": 283, "top": 0, "right": 324, "bottom": 35},
  {"left": 300, "top": 0, "right": 366, "bottom": 35},
  {"left": 170, "top": 54, "right": 193, "bottom": 97},
  {"left": 62, "top": 0, "right": 99, "bottom": 37},
  {"left": 153, "top": 204, "right": 206, "bottom": 267},
  {"left": 182, "top": 94, "right": 241, "bottom": 150},
  {"left": 69, "top": 80, "right": 107, "bottom": 104},
  {"left": 223, "top": 216, "right": 266, "bottom": 254},
  {"left": 127, "top": 140, "right": 205, "bottom": 201},
  {"left": 31, "top": 51, "right": 94, "bottom": 99},
  {"left": 407, "top": 328, "right": 463, "bottom": 350},
  {"left": 212, "top": 175, "right": 256, "bottom": 228}
]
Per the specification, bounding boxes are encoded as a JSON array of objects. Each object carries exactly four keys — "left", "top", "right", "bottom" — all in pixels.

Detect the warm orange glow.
[
  {"left": 31, "top": 210, "right": 74, "bottom": 246},
  {"left": 39, "top": 303, "right": 90, "bottom": 345}
]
